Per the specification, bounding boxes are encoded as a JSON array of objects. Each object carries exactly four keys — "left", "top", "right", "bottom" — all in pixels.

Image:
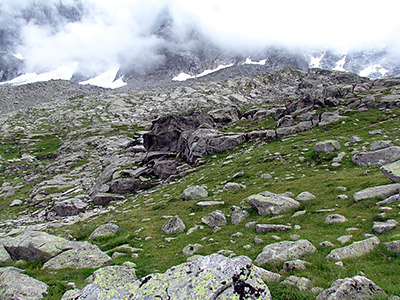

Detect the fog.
[{"left": 1, "top": 0, "right": 399, "bottom": 76}]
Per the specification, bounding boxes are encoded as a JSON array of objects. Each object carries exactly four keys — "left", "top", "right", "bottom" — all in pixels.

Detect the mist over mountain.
[{"left": 1, "top": 0, "right": 400, "bottom": 88}]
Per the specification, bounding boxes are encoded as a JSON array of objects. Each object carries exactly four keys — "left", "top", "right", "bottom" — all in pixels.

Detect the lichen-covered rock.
[
  {"left": 381, "top": 160, "right": 400, "bottom": 183},
  {"left": 255, "top": 239, "right": 316, "bottom": 265},
  {"left": 316, "top": 276, "right": 387, "bottom": 300},
  {"left": 51, "top": 198, "right": 88, "bottom": 217},
  {"left": 201, "top": 210, "right": 227, "bottom": 227},
  {"left": 327, "top": 237, "right": 380, "bottom": 260},
  {"left": 0, "top": 267, "right": 48, "bottom": 300},
  {"left": 314, "top": 140, "right": 340, "bottom": 153},
  {"left": 353, "top": 183, "right": 400, "bottom": 202},
  {"left": 2, "top": 230, "right": 69, "bottom": 262},
  {"left": 183, "top": 185, "right": 208, "bottom": 200},
  {"left": 88, "top": 223, "right": 121, "bottom": 240},
  {"left": 282, "top": 275, "right": 312, "bottom": 291},
  {"left": 373, "top": 219, "right": 398, "bottom": 234},
  {"left": 352, "top": 146, "right": 400, "bottom": 166},
  {"left": 230, "top": 206, "right": 250, "bottom": 225},
  {"left": 42, "top": 242, "right": 112, "bottom": 269},
  {"left": 91, "top": 265, "right": 137, "bottom": 290},
  {"left": 247, "top": 191, "right": 300, "bottom": 216},
  {"left": 0, "top": 245, "right": 12, "bottom": 264},
  {"left": 162, "top": 215, "right": 186, "bottom": 234},
  {"left": 253, "top": 266, "right": 281, "bottom": 283}
]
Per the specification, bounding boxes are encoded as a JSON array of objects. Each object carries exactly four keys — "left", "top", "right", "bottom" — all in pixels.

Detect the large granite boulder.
[
  {"left": 162, "top": 215, "right": 186, "bottom": 234},
  {"left": 352, "top": 146, "right": 400, "bottom": 166},
  {"left": 183, "top": 185, "right": 208, "bottom": 200},
  {"left": 353, "top": 183, "right": 400, "bottom": 202},
  {"left": 326, "top": 237, "right": 380, "bottom": 260},
  {"left": 373, "top": 219, "right": 398, "bottom": 234},
  {"left": 42, "top": 242, "right": 112, "bottom": 269},
  {"left": 88, "top": 223, "right": 121, "bottom": 240},
  {"left": 316, "top": 276, "right": 387, "bottom": 300},
  {"left": 314, "top": 140, "right": 341, "bottom": 153},
  {"left": 51, "top": 198, "right": 88, "bottom": 217},
  {"left": 201, "top": 210, "right": 227, "bottom": 228},
  {"left": 2, "top": 231, "right": 69, "bottom": 262},
  {"left": 247, "top": 191, "right": 300, "bottom": 216},
  {"left": 381, "top": 160, "right": 400, "bottom": 183},
  {"left": 68, "top": 254, "right": 271, "bottom": 299},
  {"left": 0, "top": 267, "right": 48, "bottom": 300},
  {"left": 255, "top": 239, "right": 316, "bottom": 265}
]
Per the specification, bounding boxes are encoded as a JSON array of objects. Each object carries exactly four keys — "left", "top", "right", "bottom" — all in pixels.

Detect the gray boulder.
[
  {"left": 256, "top": 224, "right": 292, "bottom": 233},
  {"left": 161, "top": 215, "right": 186, "bottom": 234},
  {"left": 381, "top": 160, "right": 400, "bottom": 183},
  {"left": 316, "top": 276, "right": 387, "bottom": 300},
  {"left": 42, "top": 242, "right": 112, "bottom": 269},
  {"left": 0, "top": 267, "right": 48, "bottom": 300},
  {"left": 295, "top": 191, "right": 316, "bottom": 202},
  {"left": 353, "top": 183, "right": 400, "bottom": 202},
  {"left": 201, "top": 210, "right": 227, "bottom": 228},
  {"left": 183, "top": 185, "right": 208, "bottom": 200},
  {"left": 247, "top": 191, "right": 300, "bottom": 216},
  {"left": 0, "top": 245, "right": 12, "bottom": 264},
  {"left": 182, "top": 244, "right": 203, "bottom": 256},
  {"left": 109, "top": 178, "right": 154, "bottom": 194},
  {"left": 370, "top": 140, "right": 393, "bottom": 151},
  {"left": 352, "top": 146, "right": 400, "bottom": 166},
  {"left": 88, "top": 223, "right": 121, "bottom": 240},
  {"left": 327, "top": 237, "right": 380, "bottom": 260},
  {"left": 282, "top": 275, "right": 312, "bottom": 291},
  {"left": 373, "top": 219, "right": 398, "bottom": 234},
  {"left": 276, "top": 121, "right": 313, "bottom": 137},
  {"left": 253, "top": 266, "right": 281, "bottom": 283},
  {"left": 230, "top": 206, "right": 250, "bottom": 225},
  {"left": 387, "top": 240, "right": 400, "bottom": 255},
  {"left": 255, "top": 239, "right": 316, "bottom": 265},
  {"left": 283, "top": 259, "right": 311, "bottom": 271},
  {"left": 90, "top": 265, "right": 137, "bottom": 290},
  {"left": 51, "top": 198, "right": 88, "bottom": 217},
  {"left": 319, "top": 112, "right": 346, "bottom": 127},
  {"left": 92, "top": 193, "right": 125, "bottom": 206},
  {"left": 325, "top": 214, "right": 348, "bottom": 224},
  {"left": 2, "top": 231, "right": 69, "bottom": 262},
  {"left": 208, "top": 106, "right": 240, "bottom": 123},
  {"left": 152, "top": 159, "right": 190, "bottom": 179},
  {"left": 314, "top": 140, "right": 341, "bottom": 153}
]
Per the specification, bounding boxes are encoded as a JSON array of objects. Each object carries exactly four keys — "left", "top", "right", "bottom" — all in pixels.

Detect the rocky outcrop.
[
  {"left": 352, "top": 146, "right": 400, "bottom": 166},
  {"left": 69, "top": 254, "right": 271, "bottom": 299},
  {"left": 0, "top": 267, "right": 48, "bottom": 300},
  {"left": 381, "top": 160, "right": 400, "bottom": 183},
  {"left": 326, "top": 237, "right": 380, "bottom": 260},
  {"left": 255, "top": 239, "right": 316, "bottom": 265},
  {"left": 247, "top": 191, "right": 300, "bottom": 216},
  {"left": 316, "top": 276, "right": 387, "bottom": 300}
]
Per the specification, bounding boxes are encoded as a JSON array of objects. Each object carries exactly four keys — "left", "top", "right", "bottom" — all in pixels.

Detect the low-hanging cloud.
[{"left": 1, "top": 0, "right": 400, "bottom": 77}]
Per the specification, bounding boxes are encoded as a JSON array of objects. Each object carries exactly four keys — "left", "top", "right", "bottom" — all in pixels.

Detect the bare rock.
[
  {"left": 314, "top": 140, "right": 340, "bottom": 153},
  {"left": 325, "top": 214, "right": 348, "bottom": 224},
  {"left": 88, "top": 223, "right": 121, "bottom": 240},
  {"left": 327, "top": 237, "right": 380, "bottom": 260},
  {"left": 161, "top": 215, "right": 186, "bottom": 234},
  {"left": 352, "top": 146, "right": 400, "bottom": 166},
  {"left": 247, "top": 191, "right": 300, "bottom": 216},
  {"left": 353, "top": 183, "right": 400, "bottom": 202},
  {"left": 387, "top": 240, "right": 400, "bottom": 255},
  {"left": 256, "top": 224, "right": 292, "bottom": 234},
  {"left": 201, "top": 210, "right": 227, "bottom": 228},
  {"left": 282, "top": 275, "right": 312, "bottom": 291},
  {"left": 373, "top": 219, "right": 398, "bottom": 234},
  {"left": 183, "top": 185, "right": 208, "bottom": 201},
  {"left": 381, "top": 160, "right": 400, "bottom": 183},
  {"left": 230, "top": 206, "right": 250, "bottom": 225}
]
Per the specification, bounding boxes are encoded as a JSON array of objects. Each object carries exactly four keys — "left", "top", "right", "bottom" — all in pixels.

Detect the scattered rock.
[
  {"left": 88, "top": 223, "right": 120, "bottom": 240},
  {"left": 256, "top": 224, "right": 292, "bottom": 233},
  {"left": 255, "top": 239, "right": 316, "bottom": 265},
  {"left": 253, "top": 266, "right": 281, "bottom": 283},
  {"left": 337, "top": 235, "right": 353, "bottom": 244},
  {"left": 161, "top": 215, "right": 186, "bottom": 234},
  {"left": 224, "top": 182, "right": 242, "bottom": 191},
  {"left": 370, "top": 140, "right": 393, "bottom": 151},
  {"left": 325, "top": 214, "right": 348, "bottom": 224},
  {"left": 320, "top": 241, "right": 335, "bottom": 247},
  {"left": 10, "top": 199, "right": 23, "bottom": 207},
  {"left": 51, "top": 198, "right": 88, "bottom": 217},
  {"left": 230, "top": 206, "right": 250, "bottom": 225},
  {"left": 90, "top": 265, "right": 137, "bottom": 291},
  {"left": 353, "top": 183, "right": 400, "bottom": 202},
  {"left": 316, "top": 276, "right": 387, "bottom": 300},
  {"left": 352, "top": 146, "right": 400, "bottom": 166},
  {"left": 201, "top": 210, "right": 227, "bottom": 228},
  {"left": 327, "top": 237, "right": 380, "bottom": 260},
  {"left": 283, "top": 259, "right": 311, "bottom": 271},
  {"left": 373, "top": 219, "right": 398, "bottom": 233},
  {"left": 292, "top": 210, "right": 306, "bottom": 218},
  {"left": 247, "top": 191, "right": 300, "bottom": 216},
  {"left": 196, "top": 201, "right": 225, "bottom": 207},
  {"left": 381, "top": 160, "right": 400, "bottom": 183},
  {"left": 387, "top": 240, "right": 400, "bottom": 255},
  {"left": 183, "top": 185, "right": 208, "bottom": 200},
  {"left": 92, "top": 193, "right": 125, "bottom": 206},
  {"left": 295, "top": 191, "right": 316, "bottom": 202},
  {"left": 282, "top": 275, "right": 312, "bottom": 291},
  {"left": 0, "top": 245, "right": 12, "bottom": 264},
  {"left": 314, "top": 140, "right": 340, "bottom": 153}
]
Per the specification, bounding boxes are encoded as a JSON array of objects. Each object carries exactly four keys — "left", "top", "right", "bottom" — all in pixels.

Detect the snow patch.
[
  {"left": 333, "top": 55, "right": 346, "bottom": 71},
  {"left": 13, "top": 53, "right": 24, "bottom": 60},
  {"left": 0, "top": 62, "right": 79, "bottom": 86},
  {"left": 309, "top": 52, "right": 325, "bottom": 68},
  {"left": 172, "top": 64, "right": 234, "bottom": 81},
  {"left": 359, "top": 64, "right": 389, "bottom": 77},
  {"left": 243, "top": 58, "right": 266, "bottom": 65},
  {"left": 80, "top": 66, "right": 126, "bottom": 89}
]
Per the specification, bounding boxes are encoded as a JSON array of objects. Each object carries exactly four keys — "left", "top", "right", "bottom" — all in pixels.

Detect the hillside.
[{"left": 0, "top": 68, "right": 399, "bottom": 299}]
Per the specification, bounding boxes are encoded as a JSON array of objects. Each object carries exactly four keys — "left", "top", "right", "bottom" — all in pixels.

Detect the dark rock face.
[{"left": 109, "top": 179, "right": 155, "bottom": 194}]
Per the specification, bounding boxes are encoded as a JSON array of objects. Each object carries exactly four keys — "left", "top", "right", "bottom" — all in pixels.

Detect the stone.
[
  {"left": 337, "top": 235, "right": 353, "bottom": 244},
  {"left": 373, "top": 219, "right": 398, "bottom": 233},
  {"left": 152, "top": 159, "right": 189, "bottom": 179},
  {"left": 0, "top": 267, "right": 48, "bottom": 300},
  {"left": 352, "top": 146, "right": 400, "bottom": 166},
  {"left": 201, "top": 210, "right": 227, "bottom": 227},
  {"left": 377, "top": 194, "right": 400, "bottom": 206},
  {"left": 91, "top": 265, "right": 137, "bottom": 290},
  {"left": 319, "top": 112, "right": 346, "bottom": 127},
  {"left": 196, "top": 201, "right": 224, "bottom": 206},
  {"left": 161, "top": 215, "right": 186, "bottom": 234},
  {"left": 350, "top": 136, "right": 362, "bottom": 143},
  {"left": 353, "top": 183, "right": 400, "bottom": 202},
  {"left": 224, "top": 182, "right": 242, "bottom": 191},
  {"left": 183, "top": 185, "right": 208, "bottom": 200},
  {"left": 314, "top": 140, "right": 340, "bottom": 153},
  {"left": 387, "top": 240, "right": 400, "bottom": 255},
  {"left": 109, "top": 178, "right": 154, "bottom": 194},
  {"left": 51, "top": 198, "right": 88, "bottom": 217},
  {"left": 10, "top": 199, "right": 23, "bottom": 207},
  {"left": 327, "top": 237, "right": 380, "bottom": 260},
  {"left": 276, "top": 121, "right": 313, "bottom": 137},
  {"left": 182, "top": 244, "right": 203, "bottom": 256},
  {"left": 282, "top": 275, "right": 312, "bottom": 291},
  {"left": 370, "top": 140, "right": 393, "bottom": 151},
  {"left": 295, "top": 191, "right": 316, "bottom": 202},
  {"left": 92, "top": 193, "right": 125, "bottom": 206},
  {"left": 381, "top": 160, "right": 400, "bottom": 183},
  {"left": 255, "top": 239, "right": 316, "bottom": 265},
  {"left": 61, "top": 289, "right": 80, "bottom": 300},
  {"left": 253, "top": 266, "right": 281, "bottom": 283},
  {"left": 256, "top": 224, "right": 292, "bottom": 233},
  {"left": 316, "top": 276, "right": 387, "bottom": 300},
  {"left": 247, "top": 191, "right": 300, "bottom": 216},
  {"left": 292, "top": 210, "right": 306, "bottom": 218},
  {"left": 208, "top": 106, "right": 240, "bottom": 123},
  {"left": 42, "top": 242, "right": 112, "bottom": 269},
  {"left": 2, "top": 230, "right": 69, "bottom": 262},
  {"left": 283, "top": 259, "right": 311, "bottom": 271},
  {"left": 230, "top": 206, "right": 250, "bottom": 225},
  {"left": 325, "top": 214, "right": 348, "bottom": 224},
  {"left": 0, "top": 245, "right": 12, "bottom": 265},
  {"left": 320, "top": 241, "right": 335, "bottom": 247},
  {"left": 88, "top": 223, "right": 120, "bottom": 240}
]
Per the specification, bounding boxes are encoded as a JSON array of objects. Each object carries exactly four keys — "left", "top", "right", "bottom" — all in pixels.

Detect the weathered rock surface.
[
  {"left": 183, "top": 185, "right": 208, "bottom": 200},
  {"left": 314, "top": 140, "right": 340, "bottom": 153},
  {"left": 88, "top": 223, "right": 121, "bottom": 240},
  {"left": 255, "top": 239, "right": 316, "bottom": 265},
  {"left": 247, "top": 191, "right": 300, "bottom": 216},
  {"left": 253, "top": 266, "right": 282, "bottom": 283},
  {"left": 90, "top": 265, "right": 137, "bottom": 290},
  {"left": 230, "top": 206, "right": 250, "bottom": 225},
  {"left": 256, "top": 224, "right": 292, "bottom": 233},
  {"left": 353, "top": 183, "right": 400, "bottom": 202},
  {"left": 387, "top": 240, "right": 400, "bottom": 255},
  {"left": 316, "top": 276, "right": 387, "bottom": 300},
  {"left": 295, "top": 191, "right": 316, "bottom": 202},
  {"left": 326, "top": 237, "right": 380, "bottom": 260},
  {"left": 201, "top": 210, "right": 227, "bottom": 227},
  {"left": 0, "top": 245, "right": 12, "bottom": 264},
  {"left": 42, "top": 242, "right": 112, "bottom": 269},
  {"left": 51, "top": 198, "right": 88, "bottom": 217},
  {"left": 0, "top": 267, "right": 48, "bottom": 300},
  {"left": 283, "top": 259, "right": 311, "bottom": 271},
  {"left": 161, "top": 215, "right": 186, "bottom": 234},
  {"left": 182, "top": 243, "right": 203, "bottom": 256},
  {"left": 352, "top": 146, "right": 400, "bottom": 166},
  {"left": 70, "top": 254, "right": 271, "bottom": 299},
  {"left": 92, "top": 193, "right": 125, "bottom": 206},
  {"left": 381, "top": 160, "right": 400, "bottom": 183},
  {"left": 325, "top": 214, "right": 348, "bottom": 224},
  {"left": 282, "top": 275, "right": 312, "bottom": 291},
  {"left": 373, "top": 219, "right": 398, "bottom": 234}
]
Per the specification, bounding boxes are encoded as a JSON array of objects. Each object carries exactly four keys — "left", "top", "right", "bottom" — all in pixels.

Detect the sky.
[{"left": 1, "top": 0, "right": 400, "bottom": 76}]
